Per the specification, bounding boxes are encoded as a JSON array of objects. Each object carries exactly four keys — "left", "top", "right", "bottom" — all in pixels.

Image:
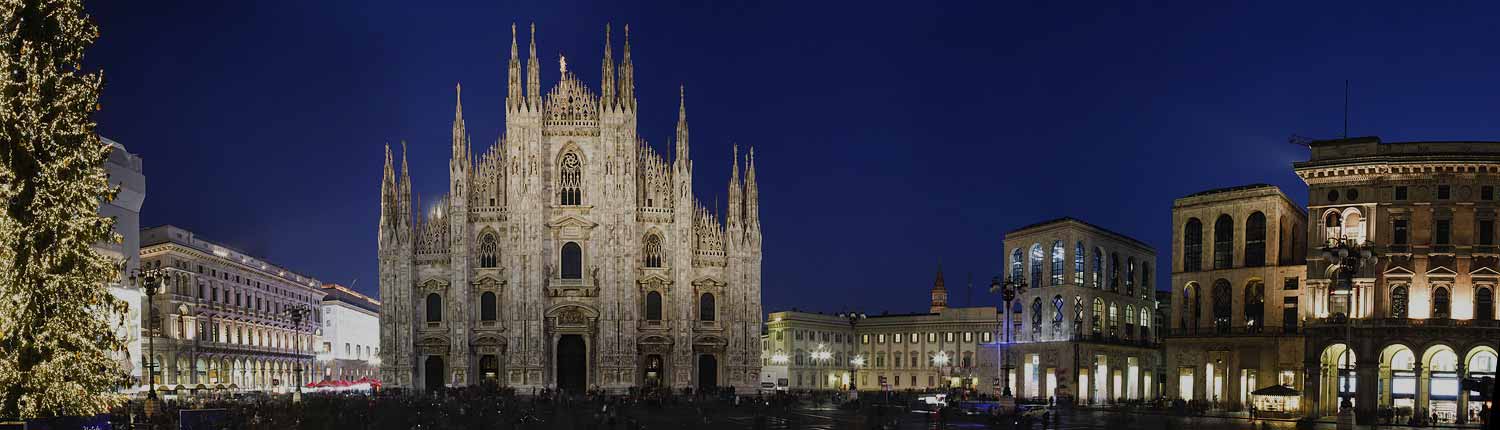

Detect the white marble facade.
[{"left": 378, "top": 23, "right": 763, "bottom": 393}]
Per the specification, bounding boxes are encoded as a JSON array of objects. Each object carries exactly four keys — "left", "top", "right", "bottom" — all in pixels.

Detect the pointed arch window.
[
  {"left": 700, "top": 293, "right": 716, "bottom": 321},
  {"left": 561, "top": 242, "right": 582, "bottom": 279},
  {"left": 1476, "top": 287, "right": 1494, "bottom": 321},
  {"left": 1244, "top": 280, "right": 1264, "bottom": 332},
  {"left": 1213, "top": 215, "right": 1234, "bottom": 269},
  {"left": 1050, "top": 241, "right": 1065, "bottom": 286},
  {"left": 559, "top": 152, "right": 582, "bottom": 205},
  {"left": 480, "top": 292, "right": 497, "bottom": 321},
  {"left": 1029, "top": 244, "right": 1043, "bottom": 289},
  {"left": 1074, "top": 241, "right": 1085, "bottom": 285},
  {"left": 1433, "top": 286, "right": 1451, "bottom": 319},
  {"left": 1212, "top": 279, "right": 1231, "bottom": 333},
  {"left": 1245, "top": 212, "right": 1267, "bottom": 267},
  {"left": 645, "top": 291, "right": 663, "bottom": 321},
  {"left": 1184, "top": 218, "right": 1203, "bottom": 272},
  {"left": 1390, "top": 285, "right": 1409, "bottom": 319},
  {"left": 426, "top": 293, "right": 442, "bottom": 323},
  {"left": 479, "top": 233, "right": 499, "bottom": 268},
  {"left": 643, "top": 235, "right": 663, "bottom": 268}
]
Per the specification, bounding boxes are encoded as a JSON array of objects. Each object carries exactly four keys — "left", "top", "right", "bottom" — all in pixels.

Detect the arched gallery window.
[
  {"left": 1010, "top": 248, "right": 1024, "bottom": 284},
  {"left": 700, "top": 293, "right": 716, "bottom": 321},
  {"left": 1244, "top": 280, "right": 1264, "bottom": 331},
  {"left": 480, "top": 292, "right": 496, "bottom": 321},
  {"left": 1031, "top": 298, "right": 1043, "bottom": 334},
  {"left": 561, "top": 242, "right": 582, "bottom": 279},
  {"left": 1029, "top": 244, "right": 1043, "bottom": 289},
  {"left": 1212, "top": 279, "right": 1231, "bottom": 333},
  {"left": 1092, "top": 298, "right": 1104, "bottom": 335},
  {"left": 645, "top": 291, "right": 663, "bottom": 321},
  {"left": 1051, "top": 241, "right": 1065, "bottom": 286},
  {"left": 1213, "top": 215, "right": 1234, "bottom": 269},
  {"left": 1125, "top": 257, "right": 1136, "bottom": 296},
  {"left": 1052, "top": 295, "right": 1065, "bottom": 323},
  {"left": 1109, "top": 253, "right": 1121, "bottom": 291},
  {"left": 479, "top": 233, "right": 499, "bottom": 268},
  {"left": 559, "top": 152, "right": 582, "bottom": 205},
  {"left": 1183, "top": 218, "right": 1203, "bottom": 272},
  {"left": 1092, "top": 248, "right": 1103, "bottom": 288},
  {"left": 1074, "top": 241, "right": 1086, "bottom": 285},
  {"left": 1245, "top": 212, "right": 1267, "bottom": 267},
  {"left": 426, "top": 293, "right": 442, "bottom": 322}
]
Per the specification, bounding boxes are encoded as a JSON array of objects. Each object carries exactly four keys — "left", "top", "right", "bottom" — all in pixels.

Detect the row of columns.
[
  {"left": 1310, "top": 362, "right": 1483, "bottom": 424},
  {"left": 150, "top": 353, "right": 310, "bottom": 391}
]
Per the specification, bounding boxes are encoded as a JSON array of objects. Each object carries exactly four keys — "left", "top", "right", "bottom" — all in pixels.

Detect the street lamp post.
[
  {"left": 283, "top": 304, "right": 312, "bottom": 403},
  {"left": 990, "top": 275, "right": 1023, "bottom": 398},
  {"left": 1319, "top": 236, "right": 1377, "bottom": 428},
  {"left": 838, "top": 312, "right": 865, "bottom": 391},
  {"left": 128, "top": 268, "right": 175, "bottom": 417}
]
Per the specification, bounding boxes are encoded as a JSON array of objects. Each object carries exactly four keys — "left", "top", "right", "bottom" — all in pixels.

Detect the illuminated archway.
[{"left": 1319, "top": 343, "right": 1357, "bottom": 416}]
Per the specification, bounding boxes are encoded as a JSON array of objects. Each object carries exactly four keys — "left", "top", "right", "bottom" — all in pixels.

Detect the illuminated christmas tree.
[{"left": 0, "top": 0, "right": 128, "bottom": 419}]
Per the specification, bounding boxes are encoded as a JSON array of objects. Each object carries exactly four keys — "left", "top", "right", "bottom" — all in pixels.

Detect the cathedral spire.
[
  {"left": 452, "top": 84, "right": 470, "bottom": 178},
  {"left": 507, "top": 22, "right": 522, "bottom": 111},
  {"left": 618, "top": 24, "right": 634, "bottom": 109},
  {"left": 381, "top": 143, "right": 395, "bottom": 221},
  {"left": 600, "top": 22, "right": 616, "bottom": 109},
  {"left": 746, "top": 146, "right": 759, "bottom": 229},
  {"left": 675, "top": 85, "right": 689, "bottom": 163},
  {"left": 727, "top": 144, "right": 742, "bottom": 229},
  {"left": 527, "top": 22, "right": 541, "bottom": 110}
]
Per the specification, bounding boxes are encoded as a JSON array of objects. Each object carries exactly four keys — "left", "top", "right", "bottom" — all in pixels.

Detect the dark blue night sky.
[{"left": 86, "top": 1, "right": 1500, "bottom": 315}]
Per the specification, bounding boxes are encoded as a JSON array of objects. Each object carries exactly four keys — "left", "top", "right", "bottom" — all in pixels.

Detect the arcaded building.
[
  {"left": 1001, "top": 218, "right": 1161, "bottom": 404},
  {"left": 1165, "top": 184, "right": 1308, "bottom": 410},
  {"left": 1295, "top": 137, "right": 1499, "bottom": 424},
  {"left": 761, "top": 270, "right": 1000, "bottom": 391},
  {"left": 1165, "top": 137, "right": 1500, "bottom": 425},
  {"left": 138, "top": 225, "right": 325, "bottom": 392}
]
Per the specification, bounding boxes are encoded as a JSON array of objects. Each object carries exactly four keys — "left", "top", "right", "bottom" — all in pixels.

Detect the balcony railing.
[
  {"left": 1304, "top": 317, "right": 1500, "bottom": 329},
  {"left": 1166, "top": 325, "right": 1300, "bottom": 337}
]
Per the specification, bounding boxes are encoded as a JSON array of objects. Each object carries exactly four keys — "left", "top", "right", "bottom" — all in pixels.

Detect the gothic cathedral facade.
[{"left": 377, "top": 24, "right": 763, "bottom": 393}]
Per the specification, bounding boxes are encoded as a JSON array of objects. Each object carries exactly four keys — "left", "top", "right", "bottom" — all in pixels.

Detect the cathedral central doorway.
[
  {"left": 556, "top": 335, "right": 586, "bottom": 393},
  {"left": 424, "top": 356, "right": 444, "bottom": 392},
  {"left": 697, "top": 354, "right": 718, "bottom": 392},
  {"left": 643, "top": 354, "right": 664, "bottom": 388}
]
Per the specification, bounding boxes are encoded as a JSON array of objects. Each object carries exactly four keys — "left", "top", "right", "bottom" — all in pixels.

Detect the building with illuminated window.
[
  {"left": 1165, "top": 184, "right": 1308, "bottom": 412},
  {"left": 762, "top": 270, "right": 1000, "bottom": 391},
  {"left": 1295, "top": 137, "right": 1499, "bottom": 425},
  {"left": 312, "top": 283, "right": 381, "bottom": 382},
  {"left": 138, "top": 225, "right": 325, "bottom": 393},
  {"left": 1001, "top": 218, "right": 1162, "bottom": 404},
  {"left": 1166, "top": 137, "right": 1500, "bottom": 425}
]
